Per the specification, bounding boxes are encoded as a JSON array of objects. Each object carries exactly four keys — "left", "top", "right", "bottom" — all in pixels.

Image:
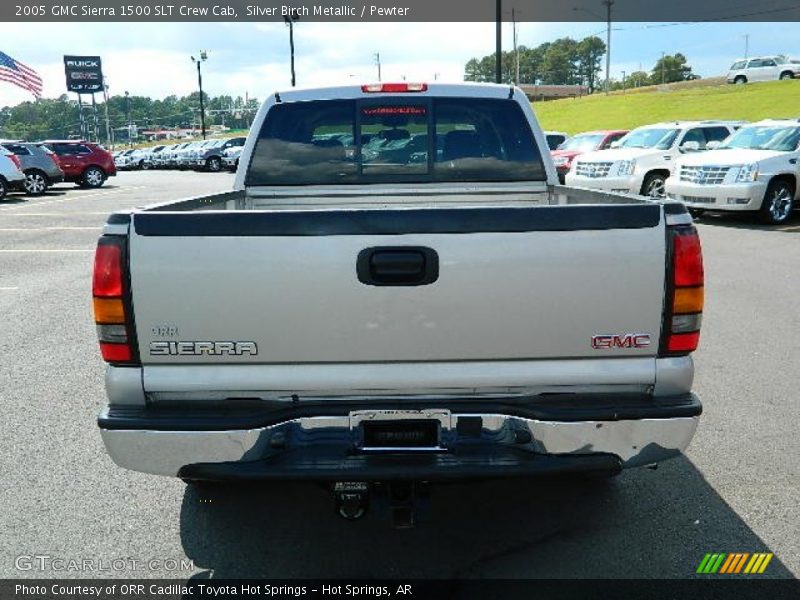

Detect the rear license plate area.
[{"left": 361, "top": 420, "right": 440, "bottom": 450}]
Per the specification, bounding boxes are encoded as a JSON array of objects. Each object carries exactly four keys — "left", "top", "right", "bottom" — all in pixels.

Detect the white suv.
[
  {"left": 565, "top": 121, "right": 742, "bottom": 198},
  {"left": 666, "top": 119, "right": 800, "bottom": 224},
  {"left": 727, "top": 56, "right": 800, "bottom": 84}
]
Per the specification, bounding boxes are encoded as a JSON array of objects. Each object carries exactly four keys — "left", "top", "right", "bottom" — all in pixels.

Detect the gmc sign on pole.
[{"left": 64, "top": 55, "right": 103, "bottom": 93}]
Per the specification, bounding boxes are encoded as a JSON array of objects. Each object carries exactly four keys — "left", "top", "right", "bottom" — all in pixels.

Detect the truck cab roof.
[{"left": 273, "top": 82, "right": 518, "bottom": 103}]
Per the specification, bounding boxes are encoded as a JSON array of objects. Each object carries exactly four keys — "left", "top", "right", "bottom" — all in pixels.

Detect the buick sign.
[{"left": 64, "top": 55, "right": 103, "bottom": 93}]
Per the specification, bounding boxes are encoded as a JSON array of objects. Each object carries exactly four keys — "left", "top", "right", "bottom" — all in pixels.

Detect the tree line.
[
  {"left": 609, "top": 53, "right": 698, "bottom": 91},
  {"left": 465, "top": 34, "right": 697, "bottom": 92},
  {"left": 0, "top": 92, "right": 260, "bottom": 142},
  {"left": 465, "top": 36, "right": 608, "bottom": 92}
]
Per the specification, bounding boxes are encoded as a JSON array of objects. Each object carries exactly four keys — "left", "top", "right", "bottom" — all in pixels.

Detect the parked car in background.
[
  {"left": 127, "top": 149, "right": 149, "bottom": 171},
  {"left": 176, "top": 141, "right": 206, "bottom": 169},
  {"left": 42, "top": 140, "right": 116, "bottom": 188},
  {"left": 544, "top": 130, "right": 569, "bottom": 151},
  {"left": 114, "top": 149, "right": 136, "bottom": 170},
  {"left": 727, "top": 56, "right": 800, "bottom": 84},
  {"left": 551, "top": 130, "right": 628, "bottom": 183},
  {"left": 167, "top": 142, "right": 192, "bottom": 169},
  {"left": 192, "top": 137, "right": 247, "bottom": 171},
  {"left": 222, "top": 145, "right": 243, "bottom": 172},
  {"left": 666, "top": 118, "right": 800, "bottom": 224},
  {"left": 566, "top": 121, "right": 743, "bottom": 198},
  {"left": 0, "top": 146, "right": 26, "bottom": 199},
  {"left": 142, "top": 145, "right": 166, "bottom": 169},
  {"left": 0, "top": 141, "right": 64, "bottom": 196},
  {"left": 153, "top": 143, "right": 180, "bottom": 168}
]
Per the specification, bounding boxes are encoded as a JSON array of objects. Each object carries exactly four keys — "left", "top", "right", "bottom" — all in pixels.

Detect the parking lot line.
[
  {"left": 0, "top": 249, "right": 93, "bottom": 253},
  {"left": 0, "top": 212, "right": 114, "bottom": 216},
  {"left": 0, "top": 186, "right": 146, "bottom": 212},
  {"left": 0, "top": 286, "right": 19, "bottom": 290},
  {"left": 0, "top": 227, "right": 100, "bottom": 231}
]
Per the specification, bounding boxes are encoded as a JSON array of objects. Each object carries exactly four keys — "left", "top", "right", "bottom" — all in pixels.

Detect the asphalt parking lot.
[{"left": 0, "top": 171, "right": 797, "bottom": 579}]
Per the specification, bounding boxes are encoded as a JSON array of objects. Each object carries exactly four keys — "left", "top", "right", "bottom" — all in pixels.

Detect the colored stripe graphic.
[
  {"left": 710, "top": 554, "right": 726, "bottom": 573},
  {"left": 696, "top": 553, "right": 712, "bottom": 574},
  {"left": 743, "top": 553, "right": 774, "bottom": 574},
  {"left": 704, "top": 554, "right": 720, "bottom": 573},
  {"left": 697, "top": 553, "right": 712, "bottom": 574},
  {"left": 750, "top": 554, "right": 765, "bottom": 573},
  {"left": 699, "top": 552, "right": 773, "bottom": 575},
  {"left": 733, "top": 553, "right": 750, "bottom": 573},
  {"left": 699, "top": 553, "right": 727, "bottom": 574},
  {"left": 719, "top": 554, "right": 737, "bottom": 574},
  {"left": 758, "top": 554, "right": 773, "bottom": 573}
]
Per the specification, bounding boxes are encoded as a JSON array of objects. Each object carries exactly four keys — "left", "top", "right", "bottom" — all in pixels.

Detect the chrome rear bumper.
[{"left": 99, "top": 410, "right": 699, "bottom": 478}]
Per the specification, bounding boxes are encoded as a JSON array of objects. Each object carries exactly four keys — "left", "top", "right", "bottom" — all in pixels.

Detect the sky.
[{"left": 0, "top": 20, "right": 798, "bottom": 107}]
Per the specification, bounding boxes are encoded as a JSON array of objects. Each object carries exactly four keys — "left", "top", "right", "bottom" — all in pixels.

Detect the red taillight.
[
  {"left": 361, "top": 83, "right": 428, "bottom": 93},
  {"left": 673, "top": 232, "right": 704, "bottom": 287},
  {"left": 93, "top": 243, "right": 123, "bottom": 297},
  {"left": 667, "top": 331, "right": 701, "bottom": 354},
  {"left": 8, "top": 154, "right": 22, "bottom": 170},
  {"left": 100, "top": 342, "right": 133, "bottom": 362},
  {"left": 92, "top": 237, "right": 137, "bottom": 365},
  {"left": 662, "top": 226, "right": 704, "bottom": 356}
]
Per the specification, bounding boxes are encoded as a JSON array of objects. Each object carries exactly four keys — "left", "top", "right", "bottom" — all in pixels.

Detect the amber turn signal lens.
[
  {"left": 673, "top": 286, "right": 704, "bottom": 314},
  {"left": 93, "top": 297, "right": 125, "bottom": 324}
]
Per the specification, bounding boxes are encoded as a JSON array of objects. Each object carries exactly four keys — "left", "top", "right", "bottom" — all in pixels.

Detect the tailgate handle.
[{"left": 357, "top": 247, "right": 439, "bottom": 286}]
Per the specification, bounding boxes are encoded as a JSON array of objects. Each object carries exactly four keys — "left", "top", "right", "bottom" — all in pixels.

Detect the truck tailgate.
[{"left": 128, "top": 204, "right": 666, "bottom": 367}]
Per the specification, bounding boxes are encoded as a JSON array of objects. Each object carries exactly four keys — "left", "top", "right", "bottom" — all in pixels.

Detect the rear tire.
[
  {"left": 759, "top": 179, "right": 795, "bottom": 224},
  {"left": 0, "top": 177, "right": 7, "bottom": 200},
  {"left": 642, "top": 172, "right": 667, "bottom": 199},
  {"left": 734, "top": 76, "right": 747, "bottom": 85},
  {"left": 81, "top": 166, "right": 106, "bottom": 188},
  {"left": 780, "top": 71, "right": 794, "bottom": 81},
  {"left": 23, "top": 170, "right": 48, "bottom": 196}
]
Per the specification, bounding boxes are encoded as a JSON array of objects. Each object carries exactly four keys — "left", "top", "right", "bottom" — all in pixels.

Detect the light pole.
[
  {"left": 190, "top": 51, "right": 208, "bottom": 139},
  {"left": 512, "top": 7, "right": 520, "bottom": 84},
  {"left": 495, "top": 0, "right": 502, "bottom": 83},
  {"left": 621, "top": 70, "right": 626, "bottom": 93},
  {"left": 374, "top": 52, "right": 381, "bottom": 81},
  {"left": 124, "top": 90, "right": 132, "bottom": 146},
  {"left": 602, "top": 0, "right": 614, "bottom": 95},
  {"left": 103, "top": 78, "right": 113, "bottom": 149},
  {"left": 284, "top": 11, "right": 300, "bottom": 87}
]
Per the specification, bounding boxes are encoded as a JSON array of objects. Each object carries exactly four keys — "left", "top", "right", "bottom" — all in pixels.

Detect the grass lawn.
[{"left": 533, "top": 80, "right": 800, "bottom": 135}]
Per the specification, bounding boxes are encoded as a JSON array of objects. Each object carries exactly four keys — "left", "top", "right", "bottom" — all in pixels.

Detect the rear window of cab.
[{"left": 246, "top": 97, "right": 546, "bottom": 186}]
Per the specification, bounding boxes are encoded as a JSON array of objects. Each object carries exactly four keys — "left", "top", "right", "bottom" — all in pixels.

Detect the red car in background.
[
  {"left": 41, "top": 140, "right": 116, "bottom": 188},
  {"left": 551, "top": 130, "right": 629, "bottom": 183}
]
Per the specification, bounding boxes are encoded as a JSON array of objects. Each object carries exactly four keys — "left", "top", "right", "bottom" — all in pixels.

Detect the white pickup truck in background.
[{"left": 93, "top": 83, "right": 704, "bottom": 524}]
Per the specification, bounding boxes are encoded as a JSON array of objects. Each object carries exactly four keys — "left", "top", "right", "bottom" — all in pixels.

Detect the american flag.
[{"left": 0, "top": 51, "right": 43, "bottom": 98}]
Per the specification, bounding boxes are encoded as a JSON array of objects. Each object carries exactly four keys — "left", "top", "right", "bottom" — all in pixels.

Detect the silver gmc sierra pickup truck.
[{"left": 93, "top": 83, "right": 704, "bottom": 524}]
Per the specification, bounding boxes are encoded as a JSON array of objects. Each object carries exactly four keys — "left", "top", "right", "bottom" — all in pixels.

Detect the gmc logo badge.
[{"left": 591, "top": 334, "right": 651, "bottom": 350}]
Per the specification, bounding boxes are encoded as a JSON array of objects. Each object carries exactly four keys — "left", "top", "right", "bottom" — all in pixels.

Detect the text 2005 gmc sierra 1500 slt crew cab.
[{"left": 93, "top": 83, "right": 704, "bottom": 522}]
